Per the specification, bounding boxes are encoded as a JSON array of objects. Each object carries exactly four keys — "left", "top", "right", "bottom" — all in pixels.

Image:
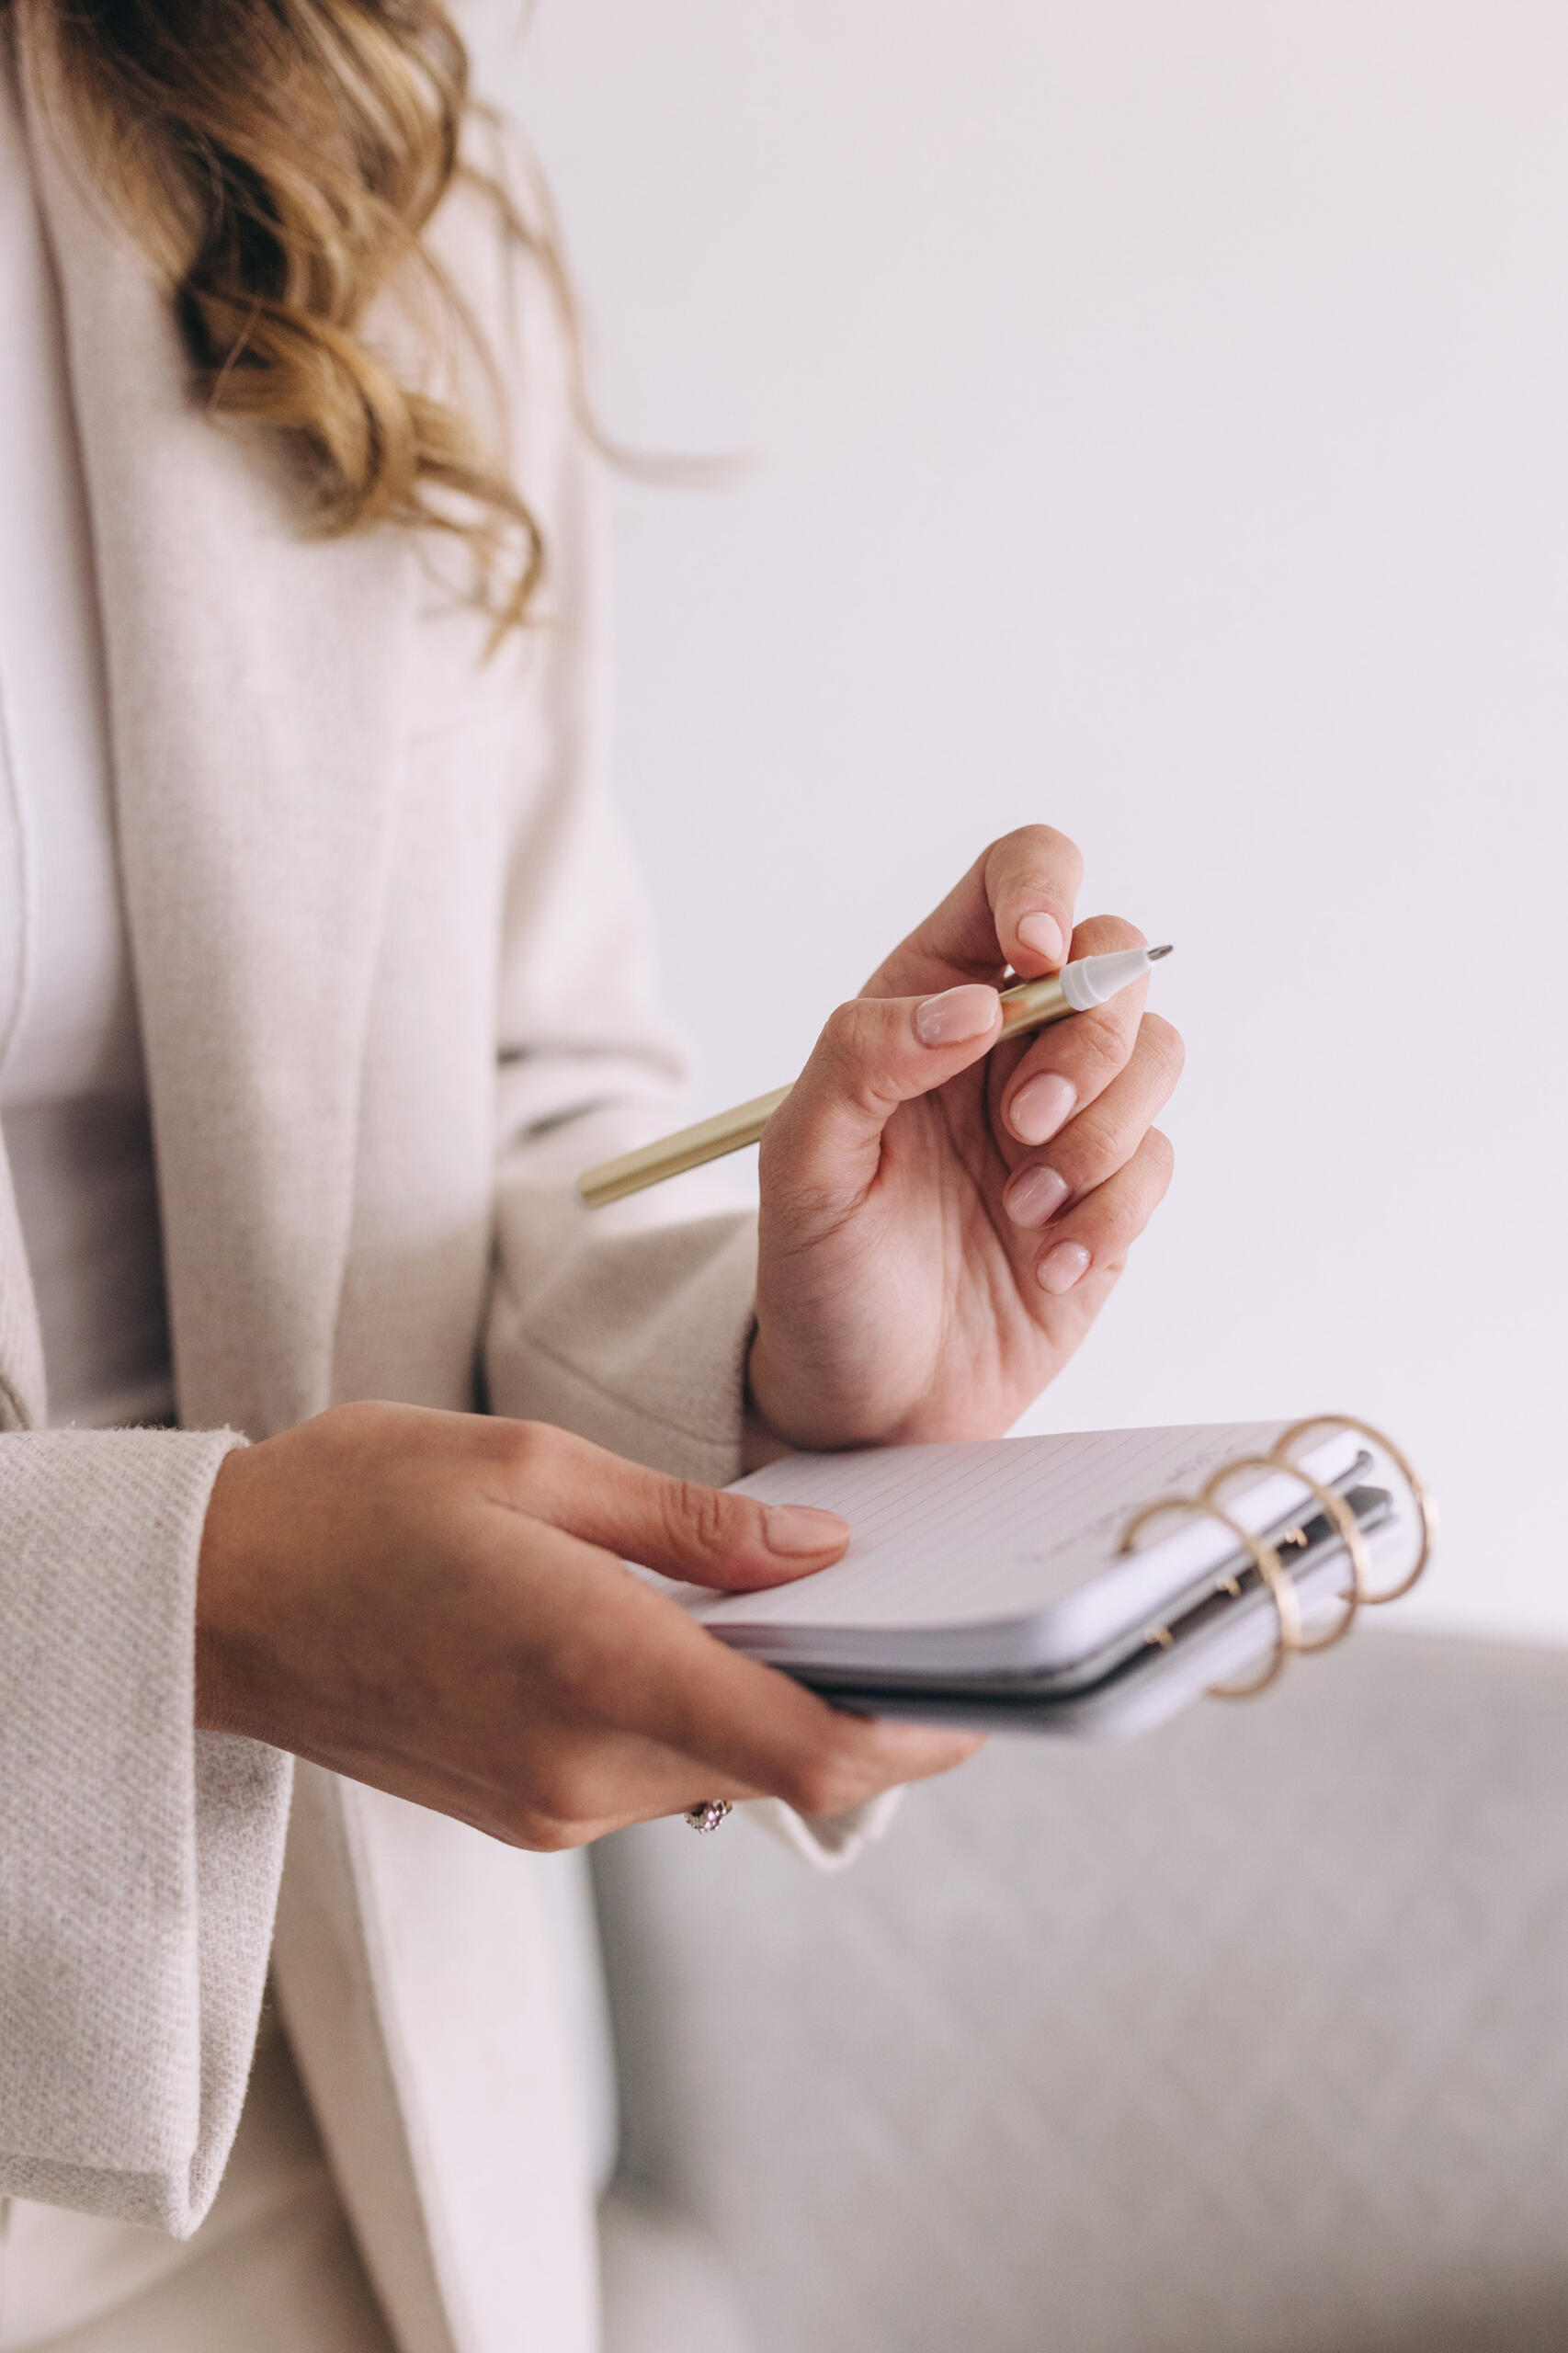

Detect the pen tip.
[{"left": 1147, "top": 943, "right": 1174, "bottom": 961}]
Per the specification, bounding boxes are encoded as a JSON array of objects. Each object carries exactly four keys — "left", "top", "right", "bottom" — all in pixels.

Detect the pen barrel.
[
  {"left": 579, "top": 969, "right": 1083, "bottom": 1207},
  {"left": 577, "top": 1085, "right": 795, "bottom": 1209},
  {"left": 996, "top": 972, "right": 1071, "bottom": 1038}
]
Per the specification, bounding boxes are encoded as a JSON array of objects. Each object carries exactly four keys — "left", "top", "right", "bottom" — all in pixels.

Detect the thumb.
[
  {"left": 764, "top": 983, "right": 1001, "bottom": 1201},
  {"left": 494, "top": 1421, "right": 849, "bottom": 1591}
]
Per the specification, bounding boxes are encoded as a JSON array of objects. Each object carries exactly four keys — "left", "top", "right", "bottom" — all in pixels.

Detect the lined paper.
[{"left": 664, "top": 1421, "right": 1346, "bottom": 1638}]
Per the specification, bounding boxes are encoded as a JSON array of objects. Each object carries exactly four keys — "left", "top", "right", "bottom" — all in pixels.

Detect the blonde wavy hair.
[{"left": 23, "top": 0, "right": 545, "bottom": 631}]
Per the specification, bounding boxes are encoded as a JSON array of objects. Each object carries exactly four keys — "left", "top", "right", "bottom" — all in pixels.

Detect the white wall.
[{"left": 501, "top": 0, "right": 1568, "bottom": 1643}]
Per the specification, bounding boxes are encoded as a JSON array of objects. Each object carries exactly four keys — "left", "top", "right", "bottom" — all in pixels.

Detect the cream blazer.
[{"left": 0, "top": 40, "right": 776, "bottom": 2353}]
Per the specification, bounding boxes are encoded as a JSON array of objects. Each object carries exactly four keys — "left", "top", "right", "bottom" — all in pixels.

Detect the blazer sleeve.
[{"left": 0, "top": 1420, "right": 291, "bottom": 2234}]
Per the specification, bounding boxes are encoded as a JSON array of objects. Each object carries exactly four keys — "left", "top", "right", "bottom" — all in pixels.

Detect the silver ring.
[{"left": 684, "top": 1800, "right": 732, "bottom": 1834}]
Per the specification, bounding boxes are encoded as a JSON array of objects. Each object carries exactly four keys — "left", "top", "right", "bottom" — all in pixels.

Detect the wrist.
[
  {"left": 194, "top": 1441, "right": 270, "bottom": 1735},
  {"left": 742, "top": 1328, "right": 797, "bottom": 1469}
]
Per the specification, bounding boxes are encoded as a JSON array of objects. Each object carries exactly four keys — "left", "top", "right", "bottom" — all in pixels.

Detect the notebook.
[{"left": 655, "top": 1416, "right": 1430, "bottom": 1739}]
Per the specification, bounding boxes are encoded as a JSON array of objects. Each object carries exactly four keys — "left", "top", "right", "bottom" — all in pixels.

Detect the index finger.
[
  {"left": 997, "top": 914, "right": 1151, "bottom": 1144},
  {"left": 866, "top": 825, "right": 1084, "bottom": 999},
  {"left": 585, "top": 1556, "right": 984, "bottom": 1817},
  {"left": 486, "top": 1419, "right": 850, "bottom": 1593}
]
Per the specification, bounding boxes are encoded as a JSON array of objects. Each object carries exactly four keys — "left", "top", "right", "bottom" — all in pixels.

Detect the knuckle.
[
  {"left": 995, "top": 821, "right": 1082, "bottom": 874},
  {"left": 1072, "top": 1020, "right": 1133, "bottom": 1088},
  {"left": 1138, "top": 1011, "right": 1186, "bottom": 1081},
  {"left": 519, "top": 1750, "right": 600, "bottom": 1832},
  {"left": 662, "top": 1476, "right": 733, "bottom": 1563},
  {"left": 781, "top": 1729, "right": 879, "bottom": 1820},
  {"left": 777, "top": 1759, "right": 838, "bottom": 1818},
  {"left": 500, "top": 1418, "right": 557, "bottom": 1477},
  {"left": 318, "top": 1398, "right": 404, "bottom": 1454},
  {"left": 1074, "top": 912, "right": 1147, "bottom": 955},
  {"left": 818, "top": 1000, "right": 873, "bottom": 1085},
  {"left": 812, "top": 998, "right": 902, "bottom": 1119},
  {"left": 821, "top": 997, "right": 871, "bottom": 1058},
  {"left": 510, "top": 1812, "right": 587, "bottom": 1855}
]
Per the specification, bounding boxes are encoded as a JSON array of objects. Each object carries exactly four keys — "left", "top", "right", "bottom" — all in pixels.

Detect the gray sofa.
[{"left": 593, "top": 1630, "right": 1568, "bottom": 2353}]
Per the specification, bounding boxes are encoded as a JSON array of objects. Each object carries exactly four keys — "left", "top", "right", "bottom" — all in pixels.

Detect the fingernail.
[
  {"left": 914, "top": 984, "right": 1000, "bottom": 1048},
  {"left": 1008, "top": 1071, "right": 1077, "bottom": 1145},
  {"left": 1038, "top": 1239, "right": 1092, "bottom": 1294},
  {"left": 1005, "top": 1164, "right": 1070, "bottom": 1228},
  {"left": 765, "top": 1505, "right": 849, "bottom": 1556},
  {"left": 1017, "top": 911, "right": 1064, "bottom": 964}
]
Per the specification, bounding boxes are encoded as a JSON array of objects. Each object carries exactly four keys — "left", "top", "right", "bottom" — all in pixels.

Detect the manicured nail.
[
  {"left": 765, "top": 1505, "right": 849, "bottom": 1556},
  {"left": 914, "top": 984, "right": 1000, "bottom": 1048},
  {"left": 1017, "top": 911, "right": 1064, "bottom": 964},
  {"left": 1038, "top": 1239, "right": 1092, "bottom": 1294},
  {"left": 1008, "top": 1071, "right": 1077, "bottom": 1146},
  {"left": 1005, "top": 1164, "right": 1069, "bottom": 1228}
]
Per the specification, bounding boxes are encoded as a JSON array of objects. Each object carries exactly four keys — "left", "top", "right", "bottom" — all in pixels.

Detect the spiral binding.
[{"left": 1114, "top": 1415, "right": 1435, "bottom": 1704}]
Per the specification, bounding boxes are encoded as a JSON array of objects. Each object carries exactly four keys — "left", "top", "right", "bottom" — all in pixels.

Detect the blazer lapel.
[{"left": 26, "top": 57, "right": 416, "bottom": 1438}]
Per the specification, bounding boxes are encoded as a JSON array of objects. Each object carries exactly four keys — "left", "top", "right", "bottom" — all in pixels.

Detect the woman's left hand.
[{"left": 748, "top": 826, "right": 1183, "bottom": 1449}]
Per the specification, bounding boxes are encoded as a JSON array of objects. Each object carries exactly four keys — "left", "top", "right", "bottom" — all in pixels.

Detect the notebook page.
[{"left": 669, "top": 1421, "right": 1298, "bottom": 1633}]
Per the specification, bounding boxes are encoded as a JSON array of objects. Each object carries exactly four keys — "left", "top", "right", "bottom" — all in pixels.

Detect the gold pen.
[{"left": 578, "top": 943, "right": 1172, "bottom": 1209}]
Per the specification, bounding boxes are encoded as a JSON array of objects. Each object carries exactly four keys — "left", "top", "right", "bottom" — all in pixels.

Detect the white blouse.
[{"left": 0, "top": 38, "right": 390, "bottom": 2353}]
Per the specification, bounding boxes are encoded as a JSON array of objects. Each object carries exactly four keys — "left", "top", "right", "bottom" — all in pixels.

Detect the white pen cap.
[{"left": 1060, "top": 945, "right": 1169, "bottom": 1012}]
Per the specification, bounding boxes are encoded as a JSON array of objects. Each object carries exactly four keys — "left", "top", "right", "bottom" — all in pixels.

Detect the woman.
[{"left": 0, "top": 0, "right": 1182, "bottom": 2342}]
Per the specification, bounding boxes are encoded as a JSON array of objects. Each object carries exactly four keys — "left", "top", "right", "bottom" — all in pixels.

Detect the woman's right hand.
[{"left": 196, "top": 1403, "right": 980, "bottom": 1848}]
